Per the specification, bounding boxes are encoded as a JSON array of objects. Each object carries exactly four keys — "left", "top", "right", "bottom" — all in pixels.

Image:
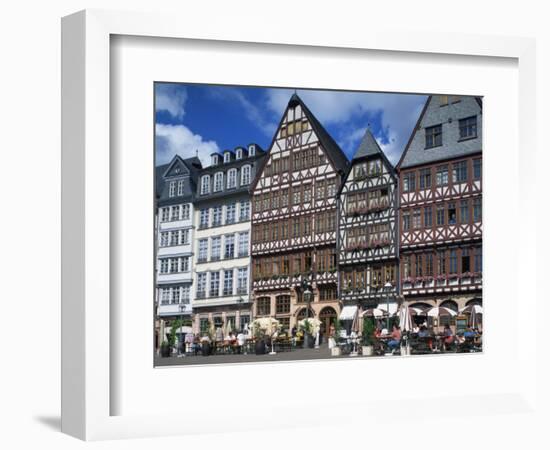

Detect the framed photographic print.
[
  {"left": 62, "top": 8, "right": 540, "bottom": 442},
  {"left": 153, "top": 82, "right": 482, "bottom": 367}
]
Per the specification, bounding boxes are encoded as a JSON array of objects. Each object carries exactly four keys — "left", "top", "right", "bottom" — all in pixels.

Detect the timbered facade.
[
  {"left": 337, "top": 130, "right": 399, "bottom": 313},
  {"left": 250, "top": 94, "right": 349, "bottom": 334},
  {"left": 397, "top": 95, "right": 483, "bottom": 315}
]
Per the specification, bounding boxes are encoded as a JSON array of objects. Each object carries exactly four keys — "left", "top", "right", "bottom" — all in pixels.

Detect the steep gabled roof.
[
  {"left": 291, "top": 94, "right": 349, "bottom": 174},
  {"left": 397, "top": 95, "right": 483, "bottom": 170},
  {"left": 353, "top": 128, "right": 396, "bottom": 176},
  {"left": 251, "top": 94, "right": 349, "bottom": 191},
  {"left": 354, "top": 128, "right": 384, "bottom": 159},
  {"left": 337, "top": 129, "right": 396, "bottom": 197}
]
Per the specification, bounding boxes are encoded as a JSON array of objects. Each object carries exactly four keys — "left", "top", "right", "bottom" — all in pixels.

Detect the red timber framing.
[
  {"left": 250, "top": 94, "right": 348, "bottom": 330},
  {"left": 397, "top": 95, "right": 483, "bottom": 312}
]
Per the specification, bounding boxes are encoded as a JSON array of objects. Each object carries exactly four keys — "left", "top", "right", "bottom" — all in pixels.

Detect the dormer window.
[
  {"left": 211, "top": 154, "right": 219, "bottom": 166},
  {"left": 200, "top": 175, "right": 211, "bottom": 195},
  {"left": 248, "top": 144, "right": 256, "bottom": 157},
  {"left": 169, "top": 181, "right": 176, "bottom": 198},
  {"left": 236, "top": 148, "right": 242, "bottom": 160},
  {"left": 214, "top": 172, "right": 224, "bottom": 192},
  {"left": 177, "top": 180, "right": 184, "bottom": 196},
  {"left": 224, "top": 152, "right": 231, "bottom": 163}
]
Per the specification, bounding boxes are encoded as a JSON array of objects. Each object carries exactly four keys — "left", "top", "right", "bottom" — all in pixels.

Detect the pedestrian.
[{"left": 387, "top": 325, "right": 401, "bottom": 353}]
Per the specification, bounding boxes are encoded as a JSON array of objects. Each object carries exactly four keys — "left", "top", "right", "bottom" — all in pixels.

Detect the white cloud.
[
  {"left": 156, "top": 84, "right": 188, "bottom": 119},
  {"left": 155, "top": 124, "right": 219, "bottom": 167},
  {"left": 208, "top": 88, "right": 277, "bottom": 136},
  {"left": 265, "top": 88, "right": 426, "bottom": 164}
]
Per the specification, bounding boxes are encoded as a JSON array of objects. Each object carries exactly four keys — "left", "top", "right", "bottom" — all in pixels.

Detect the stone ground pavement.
[{"left": 154, "top": 342, "right": 356, "bottom": 366}]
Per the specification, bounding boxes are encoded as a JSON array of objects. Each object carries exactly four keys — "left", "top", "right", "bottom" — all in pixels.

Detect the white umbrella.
[
  {"left": 425, "top": 306, "right": 457, "bottom": 318},
  {"left": 398, "top": 305, "right": 414, "bottom": 332},
  {"left": 361, "top": 308, "right": 387, "bottom": 318},
  {"left": 460, "top": 304, "right": 483, "bottom": 315},
  {"left": 410, "top": 307, "right": 427, "bottom": 316},
  {"left": 461, "top": 304, "right": 483, "bottom": 328}
]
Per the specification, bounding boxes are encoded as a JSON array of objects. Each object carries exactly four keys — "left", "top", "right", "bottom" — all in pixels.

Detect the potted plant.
[
  {"left": 361, "top": 317, "right": 375, "bottom": 356},
  {"left": 160, "top": 340, "right": 171, "bottom": 357}
]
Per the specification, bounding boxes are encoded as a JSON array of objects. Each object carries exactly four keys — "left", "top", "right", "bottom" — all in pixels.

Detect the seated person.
[
  {"left": 464, "top": 327, "right": 476, "bottom": 338},
  {"left": 387, "top": 325, "right": 401, "bottom": 352},
  {"left": 417, "top": 325, "right": 433, "bottom": 350},
  {"left": 443, "top": 324, "right": 454, "bottom": 350}
]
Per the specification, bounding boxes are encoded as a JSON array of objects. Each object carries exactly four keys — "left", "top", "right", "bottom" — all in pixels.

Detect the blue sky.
[{"left": 155, "top": 83, "right": 427, "bottom": 167}]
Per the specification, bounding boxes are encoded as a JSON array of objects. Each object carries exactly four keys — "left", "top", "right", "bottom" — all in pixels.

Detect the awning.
[
  {"left": 377, "top": 303, "right": 398, "bottom": 316},
  {"left": 339, "top": 305, "right": 358, "bottom": 321}
]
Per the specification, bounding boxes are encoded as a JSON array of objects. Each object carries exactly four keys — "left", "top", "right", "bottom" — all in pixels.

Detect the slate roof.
[
  {"left": 354, "top": 128, "right": 384, "bottom": 159},
  {"left": 155, "top": 155, "right": 203, "bottom": 205},
  {"left": 397, "top": 95, "right": 483, "bottom": 170}
]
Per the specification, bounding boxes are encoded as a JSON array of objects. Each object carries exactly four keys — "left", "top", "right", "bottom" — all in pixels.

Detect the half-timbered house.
[
  {"left": 397, "top": 95, "right": 483, "bottom": 320},
  {"left": 337, "top": 130, "right": 399, "bottom": 320},
  {"left": 250, "top": 94, "right": 349, "bottom": 334}
]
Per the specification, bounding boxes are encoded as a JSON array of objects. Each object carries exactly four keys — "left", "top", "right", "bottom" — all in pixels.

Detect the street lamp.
[
  {"left": 302, "top": 279, "right": 313, "bottom": 348},
  {"left": 384, "top": 281, "right": 393, "bottom": 331}
]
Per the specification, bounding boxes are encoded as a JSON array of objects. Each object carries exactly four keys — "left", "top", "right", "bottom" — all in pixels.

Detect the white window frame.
[
  {"left": 238, "top": 232, "right": 249, "bottom": 257},
  {"left": 226, "top": 203, "right": 236, "bottom": 224},
  {"left": 236, "top": 148, "right": 242, "bottom": 159},
  {"left": 224, "top": 152, "right": 231, "bottom": 163},
  {"left": 214, "top": 172, "right": 223, "bottom": 192},
  {"left": 200, "top": 175, "right": 211, "bottom": 195},
  {"left": 248, "top": 144, "right": 256, "bottom": 156},
  {"left": 211, "top": 236, "right": 221, "bottom": 260},
  {"left": 241, "top": 165, "right": 251, "bottom": 185},
  {"left": 198, "top": 239, "right": 208, "bottom": 261},
  {"left": 181, "top": 204, "right": 190, "bottom": 220},
  {"left": 227, "top": 168, "right": 237, "bottom": 189},
  {"left": 224, "top": 234, "right": 235, "bottom": 259},
  {"left": 168, "top": 181, "right": 176, "bottom": 197},
  {"left": 240, "top": 200, "right": 250, "bottom": 220}
]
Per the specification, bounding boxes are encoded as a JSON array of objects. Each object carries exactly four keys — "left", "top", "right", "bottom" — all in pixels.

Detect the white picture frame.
[{"left": 61, "top": 9, "right": 540, "bottom": 441}]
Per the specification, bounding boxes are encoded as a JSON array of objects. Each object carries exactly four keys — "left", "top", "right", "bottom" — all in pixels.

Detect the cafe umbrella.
[
  {"left": 361, "top": 308, "right": 388, "bottom": 318},
  {"left": 460, "top": 304, "right": 483, "bottom": 327},
  {"left": 425, "top": 306, "right": 457, "bottom": 318},
  {"left": 398, "top": 304, "right": 414, "bottom": 355}
]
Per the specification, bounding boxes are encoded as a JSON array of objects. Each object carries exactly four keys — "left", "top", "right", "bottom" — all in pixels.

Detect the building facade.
[
  {"left": 337, "top": 130, "right": 399, "bottom": 320},
  {"left": 250, "top": 94, "right": 349, "bottom": 335},
  {"left": 397, "top": 95, "right": 483, "bottom": 319},
  {"left": 155, "top": 155, "right": 203, "bottom": 343},
  {"left": 192, "top": 144, "right": 266, "bottom": 334}
]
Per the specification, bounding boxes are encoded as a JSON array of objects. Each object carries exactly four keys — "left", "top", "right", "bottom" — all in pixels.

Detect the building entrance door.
[{"left": 319, "top": 307, "right": 337, "bottom": 336}]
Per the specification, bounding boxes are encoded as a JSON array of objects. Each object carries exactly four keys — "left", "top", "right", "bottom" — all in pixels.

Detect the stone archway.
[{"left": 319, "top": 306, "right": 337, "bottom": 336}]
